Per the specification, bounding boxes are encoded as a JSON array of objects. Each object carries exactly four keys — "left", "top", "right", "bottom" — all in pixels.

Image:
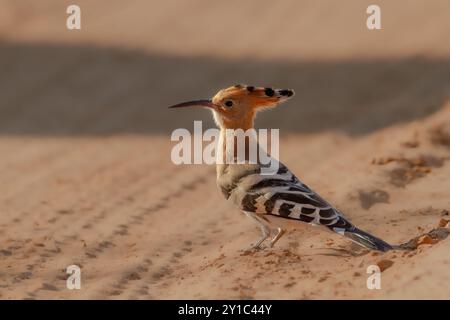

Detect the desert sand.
[{"left": 0, "top": 0, "right": 449, "bottom": 299}]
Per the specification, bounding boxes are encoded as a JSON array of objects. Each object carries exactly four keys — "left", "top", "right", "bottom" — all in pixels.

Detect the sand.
[{"left": 0, "top": 0, "right": 449, "bottom": 299}]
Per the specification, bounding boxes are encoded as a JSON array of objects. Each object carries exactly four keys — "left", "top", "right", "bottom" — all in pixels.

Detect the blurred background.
[
  {"left": 1, "top": 0, "right": 450, "bottom": 300},
  {"left": 1, "top": 0, "right": 450, "bottom": 135}
]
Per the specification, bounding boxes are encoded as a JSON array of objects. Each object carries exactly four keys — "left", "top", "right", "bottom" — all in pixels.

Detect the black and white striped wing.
[{"left": 240, "top": 164, "right": 353, "bottom": 229}]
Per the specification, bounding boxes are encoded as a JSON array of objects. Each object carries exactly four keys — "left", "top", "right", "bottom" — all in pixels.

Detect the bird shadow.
[
  {"left": 1, "top": 41, "right": 449, "bottom": 136},
  {"left": 308, "top": 247, "right": 370, "bottom": 258}
]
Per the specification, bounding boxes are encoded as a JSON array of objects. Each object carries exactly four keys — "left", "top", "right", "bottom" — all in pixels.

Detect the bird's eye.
[{"left": 224, "top": 100, "right": 233, "bottom": 107}]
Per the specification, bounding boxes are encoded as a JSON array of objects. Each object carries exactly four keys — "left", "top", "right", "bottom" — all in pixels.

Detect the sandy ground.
[{"left": 0, "top": 0, "right": 450, "bottom": 299}]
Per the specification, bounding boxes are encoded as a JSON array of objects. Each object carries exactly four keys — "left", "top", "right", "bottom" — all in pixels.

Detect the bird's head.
[{"left": 169, "top": 84, "right": 295, "bottom": 130}]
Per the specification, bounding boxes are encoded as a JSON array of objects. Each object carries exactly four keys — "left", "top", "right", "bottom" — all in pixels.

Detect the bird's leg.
[
  {"left": 268, "top": 227, "right": 286, "bottom": 248},
  {"left": 243, "top": 212, "right": 271, "bottom": 251}
]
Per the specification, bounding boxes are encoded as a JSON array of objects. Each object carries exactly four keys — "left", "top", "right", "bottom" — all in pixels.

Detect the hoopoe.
[{"left": 170, "top": 85, "right": 393, "bottom": 252}]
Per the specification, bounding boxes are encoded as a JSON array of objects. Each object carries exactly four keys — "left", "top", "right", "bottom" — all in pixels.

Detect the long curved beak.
[{"left": 169, "top": 99, "right": 217, "bottom": 109}]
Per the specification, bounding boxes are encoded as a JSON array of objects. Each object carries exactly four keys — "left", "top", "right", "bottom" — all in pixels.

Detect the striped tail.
[
  {"left": 329, "top": 216, "right": 393, "bottom": 252},
  {"left": 341, "top": 226, "right": 393, "bottom": 252}
]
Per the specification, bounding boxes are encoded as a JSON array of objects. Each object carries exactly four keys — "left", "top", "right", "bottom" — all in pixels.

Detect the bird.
[{"left": 169, "top": 84, "right": 393, "bottom": 252}]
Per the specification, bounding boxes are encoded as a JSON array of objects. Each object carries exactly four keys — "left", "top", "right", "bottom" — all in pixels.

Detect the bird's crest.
[{"left": 212, "top": 84, "right": 294, "bottom": 110}]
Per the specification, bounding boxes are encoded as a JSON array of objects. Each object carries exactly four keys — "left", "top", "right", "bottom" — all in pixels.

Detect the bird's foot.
[
  {"left": 241, "top": 243, "right": 266, "bottom": 253},
  {"left": 268, "top": 227, "right": 286, "bottom": 248},
  {"left": 244, "top": 242, "right": 265, "bottom": 251},
  {"left": 241, "top": 238, "right": 269, "bottom": 252}
]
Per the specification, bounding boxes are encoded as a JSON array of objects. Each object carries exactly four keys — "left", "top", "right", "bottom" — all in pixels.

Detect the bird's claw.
[{"left": 241, "top": 242, "right": 267, "bottom": 253}]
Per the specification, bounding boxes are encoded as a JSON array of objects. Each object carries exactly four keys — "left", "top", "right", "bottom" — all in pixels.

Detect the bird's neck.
[
  {"left": 212, "top": 110, "right": 255, "bottom": 131},
  {"left": 216, "top": 125, "right": 262, "bottom": 167}
]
